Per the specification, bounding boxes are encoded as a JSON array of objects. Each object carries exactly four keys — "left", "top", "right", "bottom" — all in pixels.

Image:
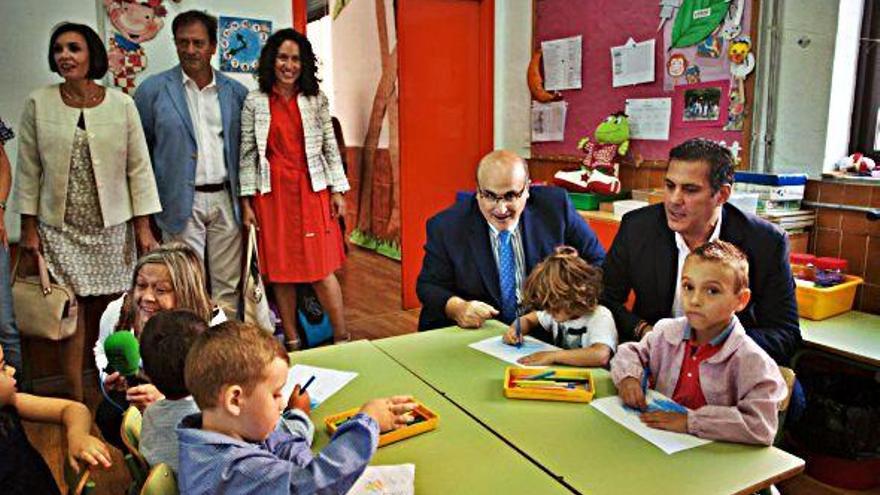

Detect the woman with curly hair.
[{"left": 239, "top": 28, "right": 350, "bottom": 349}]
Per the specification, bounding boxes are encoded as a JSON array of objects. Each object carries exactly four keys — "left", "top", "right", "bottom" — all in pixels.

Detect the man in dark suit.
[
  {"left": 602, "top": 139, "right": 801, "bottom": 366},
  {"left": 417, "top": 150, "right": 605, "bottom": 331}
]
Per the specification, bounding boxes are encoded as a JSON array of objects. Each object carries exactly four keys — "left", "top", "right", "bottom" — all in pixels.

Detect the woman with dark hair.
[
  {"left": 15, "top": 23, "right": 161, "bottom": 400},
  {"left": 239, "top": 28, "right": 350, "bottom": 349}
]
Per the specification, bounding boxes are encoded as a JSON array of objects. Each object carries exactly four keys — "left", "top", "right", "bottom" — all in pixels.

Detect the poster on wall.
[
  {"left": 218, "top": 16, "right": 272, "bottom": 73},
  {"left": 541, "top": 36, "right": 582, "bottom": 91},
  {"left": 532, "top": 101, "right": 568, "bottom": 142},
  {"left": 104, "top": 0, "right": 171, "bottom": 94},
  {"left": 662, "top": 0, "right": 750, "bottom": 91}
]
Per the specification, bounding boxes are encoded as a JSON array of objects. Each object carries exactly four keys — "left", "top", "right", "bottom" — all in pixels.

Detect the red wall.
[
  {"left": 533, "top": 0, "right": 746, "bottom": 160},
  {"left": 399, "top": 0, "right": 494, "bottom": 309}
]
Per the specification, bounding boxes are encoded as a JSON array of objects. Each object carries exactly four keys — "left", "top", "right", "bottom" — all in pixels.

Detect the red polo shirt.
[{"left": 671, "top": 320, "right": 735, "bottom": 410}]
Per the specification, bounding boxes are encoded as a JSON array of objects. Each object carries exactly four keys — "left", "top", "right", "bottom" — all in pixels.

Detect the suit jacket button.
[{"left": 191, "top": 153, "right": 198, "bottom": 160}]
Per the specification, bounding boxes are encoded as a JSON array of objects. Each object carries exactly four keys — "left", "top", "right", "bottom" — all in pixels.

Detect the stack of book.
[{"left": 734, "top": 172, "right": 815, "bottom": 234}]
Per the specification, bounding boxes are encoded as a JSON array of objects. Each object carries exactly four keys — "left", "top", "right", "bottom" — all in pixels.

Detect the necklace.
[{"left": 60, "top": 83, "right": 103, "bottom": 108}]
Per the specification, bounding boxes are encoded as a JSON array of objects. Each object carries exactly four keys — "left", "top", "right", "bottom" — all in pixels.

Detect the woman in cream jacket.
[{"left": 15, "top": 23, "right": 161, "bottom": 400}]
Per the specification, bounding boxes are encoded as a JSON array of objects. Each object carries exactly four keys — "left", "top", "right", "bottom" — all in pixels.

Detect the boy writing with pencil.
[
  {"left": 177, "top": 321, "right": 418, "bottom": 494},
  {"left": 610, "top": 241, "right": 786, "bottom": 445},
  {"left": 503, "top": 246, "right": 617, "bottom": 367}
]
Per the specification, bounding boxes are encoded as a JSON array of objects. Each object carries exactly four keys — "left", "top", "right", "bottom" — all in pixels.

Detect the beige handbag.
[
  {"left": 11, "top": 251, "right": 78, "bottom": 340},
  {"left": 241, "top": 224, "right": 274, "bottom": 332}
]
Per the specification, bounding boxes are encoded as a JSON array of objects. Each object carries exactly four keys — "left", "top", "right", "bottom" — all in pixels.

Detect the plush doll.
[
  {"left": 576, "top": 112, "right": 630, "bottom": 177},
  {"left": 104, "top": 0, "right": 170, "bottom": 93},
  {"left": 835, "top": 153, "right": 877, "bottom": 176}
]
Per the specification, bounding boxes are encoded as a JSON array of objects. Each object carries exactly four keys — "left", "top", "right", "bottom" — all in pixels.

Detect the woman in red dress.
[{"left": 239, "top": 29, "right": 350, "bottom": 348}]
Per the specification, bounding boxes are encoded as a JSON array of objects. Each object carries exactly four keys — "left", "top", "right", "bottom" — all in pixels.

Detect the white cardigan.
[
  {"left": 14, "top": 85, "right": 161, "bottom": 227},
  {"left": 238, "top": 89, "right": 349, "bottom": 196}
]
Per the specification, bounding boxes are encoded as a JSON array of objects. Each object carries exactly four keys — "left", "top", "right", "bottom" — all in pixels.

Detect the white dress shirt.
[
  {"left": 671, "top": 214, "right": 723, "bottom": 317},
  {"left": 182, "top": 69, "right": 226, "bottom": 186}
]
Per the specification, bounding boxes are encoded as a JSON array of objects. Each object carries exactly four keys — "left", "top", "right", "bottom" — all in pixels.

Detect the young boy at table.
[
  {"left": 177, "top": 321, "right": 418, "bottom": 494},
  {"left": 139, "top": 310, "right": 206, "bottom": 471},
  {"left": 610, "top": 240, "right": 786, "bottom": 445},
  {"left": 503, "top": 246, "right": 617, "bottom": 367}
]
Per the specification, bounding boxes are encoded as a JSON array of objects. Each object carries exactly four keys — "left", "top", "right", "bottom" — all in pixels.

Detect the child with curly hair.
[{"left": 503, "top": 246, "right": 617, "bottom": 366}]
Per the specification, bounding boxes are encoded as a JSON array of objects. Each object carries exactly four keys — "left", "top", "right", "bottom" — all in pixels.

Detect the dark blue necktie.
[{"left": 497, "top": 230, "right": 517, "bottom": 323}]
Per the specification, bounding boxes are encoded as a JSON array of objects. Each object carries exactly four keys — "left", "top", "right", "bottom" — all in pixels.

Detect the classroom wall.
[
  {"left": 531, "top": 0, "right": 748, "bottom": 162},
  {"left": 0, "top": 0, "right": 97, "bottom": 242},
  {"left": 493, "top": 0, "right": 531, "bottom": 157},
  {"left": 0, "top": 0, "right": 293, "bottom": 243},
  {"left": 769, "top": 0, "right": 840, "bottom": 176}
]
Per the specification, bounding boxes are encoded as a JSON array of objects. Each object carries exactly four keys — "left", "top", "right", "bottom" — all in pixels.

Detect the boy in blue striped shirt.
[{"left": 177, "top": 321, "right": 416, "bottom": 494}]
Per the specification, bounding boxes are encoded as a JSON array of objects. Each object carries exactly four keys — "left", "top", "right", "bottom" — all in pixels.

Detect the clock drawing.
[{"left": 219, "top": 16, "right": 272, "bottom": 73}]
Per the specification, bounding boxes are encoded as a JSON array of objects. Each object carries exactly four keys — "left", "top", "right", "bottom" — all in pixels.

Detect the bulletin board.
[{"left": 531, "top": 0, "right": 757, "bottom": 164}]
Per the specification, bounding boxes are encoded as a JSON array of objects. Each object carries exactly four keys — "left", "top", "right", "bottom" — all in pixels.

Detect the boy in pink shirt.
[{"left": 610, "top": 240, "right": 786, "bottom": 445}]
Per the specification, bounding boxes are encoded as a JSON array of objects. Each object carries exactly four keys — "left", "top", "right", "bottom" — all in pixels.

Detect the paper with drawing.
[
  {"left": 591, "top": 390, "right": 712, "bottom": 454},
  {"left": 347, "top": 464, "right": 415, "bottom": 495},
  {"left": 282, "top": 364, "right": 358, "bottom": 409},
  {"left": 468, "top": 335, "right": 561, "bottom": 366}
]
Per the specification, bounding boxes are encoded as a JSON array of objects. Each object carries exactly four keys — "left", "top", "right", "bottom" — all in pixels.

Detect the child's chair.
[
  {"left": 776, "top": 366, "right": 797, "bottom": 438},
  {"left": 755, "top": 366, "right": 797, "bottom": 495},
  {"left": 120, "top": 406, "right": 149, "bottom": 494},
  {"left": 64, "top": 460, "right": 96, "bottom": 495},
  {"left": 139, "top": 463, "right": 178, "bottom": 495}
]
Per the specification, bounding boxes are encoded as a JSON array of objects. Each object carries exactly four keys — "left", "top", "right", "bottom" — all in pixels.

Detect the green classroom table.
[
  {"left": 373, "top": 322, "right": 806, "bottom": 495},
  {"left": 290, "top": 339, "right": 571, "bottom": 494},
  {"left": 798, "top": 311, "right": 880, "bottom": 368}
]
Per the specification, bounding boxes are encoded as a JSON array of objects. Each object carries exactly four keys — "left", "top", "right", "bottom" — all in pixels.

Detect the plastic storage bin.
[
  {"left": 504, "top": 367, "right": 595, "bottom": 403},
  {"left": 728, "top": 193, "right": 759, "bottom": 215},
  {"left": 796, "top": 275, "right": 863, "bottom": 320},
  {"left": 568, "top": 192, "right": 600, "bottom": 211}
]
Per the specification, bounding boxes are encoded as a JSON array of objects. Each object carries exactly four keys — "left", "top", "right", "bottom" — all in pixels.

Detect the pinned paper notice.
[
  {"left": 625, "top": 98, "right": 672, "bottom": 141},
  {"left": 541, "top": 35, "right": 582, "bottom": 91},
  {"left": 611, "top": 38, "right": 656, "bottom": 87},
  {"left": 531, "top": 101, "right": 568, "bottom": 142}
]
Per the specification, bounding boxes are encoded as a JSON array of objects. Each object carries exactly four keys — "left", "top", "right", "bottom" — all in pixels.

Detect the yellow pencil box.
[
  {"left": 504, "top": 367, "right": 595, "bottom": 403},
  {"left": 323, "top": 400, "right": 439, "bottom": 447}
]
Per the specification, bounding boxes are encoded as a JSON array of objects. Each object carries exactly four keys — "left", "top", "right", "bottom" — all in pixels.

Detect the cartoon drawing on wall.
[
  {"left": 667, "top": 53, "right": 688, "bottom": 86},
  {"left": 724, "top": 36, "right": 755, "bottom": 131},
  {"left": 104, "top": 0, "right": 172, "bottom": 94},
  {"left": 720, "top": 0, "right": 745, "bottom": 40},
  {"left": 696, "top": 26, "right": 722, "bottom": 58},
  {"left": 669, "top": 0, "right": 730, "bottom": 49},
  {"left": 218, "top": 17, "right": 272, "bottom": 73},
  {"left": 685, "top": 65, "right": 701, "bottom": 83}
]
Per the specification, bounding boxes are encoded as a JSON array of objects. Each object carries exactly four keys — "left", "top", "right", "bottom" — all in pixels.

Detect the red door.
[{"left": 399, "top": 0, "right": 494, "bottom": 309}]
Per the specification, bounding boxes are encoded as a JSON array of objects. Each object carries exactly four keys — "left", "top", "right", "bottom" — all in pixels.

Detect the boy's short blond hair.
[
  {"left": 185, "top": 321, "right": 288, "bottom": 410},
  {"left": 522, "top": 245, "right": 603, "bottom": 316},
  {"left": 686, "top": 240, "right": 750, "bottom": 293}
]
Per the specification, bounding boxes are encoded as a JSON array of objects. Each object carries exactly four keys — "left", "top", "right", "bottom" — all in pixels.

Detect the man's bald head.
[
  {"left": 476, "top": 150, "right": 530, "bottom": 185},
  {"left": 475, "top": 150, "right": 530, "bottom": 231}
]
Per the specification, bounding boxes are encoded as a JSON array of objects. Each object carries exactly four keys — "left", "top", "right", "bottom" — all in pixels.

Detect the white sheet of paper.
[
  {"left": 611, "top": 38, "right": 656, "bottom": 87},
  {"left": 625, "top": 97, "right": 672, "bottom": 140},
  {"left": 282, "top": 364, "right": 358, "bottom": 409},
  {"left": 531, "top": 101, "right": 568, "bottom": 142},
  {"left": 347, "top": 464, "right": 415, "bottom": 495},
  {"left": 541, "top": 35, "right": 582, "bottom": 91},
  {"left": 591, "top": 390, "right": 712, "bottom": 454},
  {"left": 468, "top": 335, "right": 562, "bottom": 367}
]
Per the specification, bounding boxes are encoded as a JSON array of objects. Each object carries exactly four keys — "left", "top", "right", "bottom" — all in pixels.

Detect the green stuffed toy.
[{"left": 577, "top": 112, "right": 630, "bottom": 176}]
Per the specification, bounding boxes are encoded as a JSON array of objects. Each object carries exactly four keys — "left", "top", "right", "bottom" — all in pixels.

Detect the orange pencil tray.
[
  {"left": 504, "top": 367, "right": 595, "bottom": 403},
  {"left": 323, "top": 400, "right": 439, "bottom": 447}
]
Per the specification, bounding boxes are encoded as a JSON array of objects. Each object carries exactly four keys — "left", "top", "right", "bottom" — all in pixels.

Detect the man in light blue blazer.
[{"left": 135, "top": 10, "right": 248, "bottom": 317}]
